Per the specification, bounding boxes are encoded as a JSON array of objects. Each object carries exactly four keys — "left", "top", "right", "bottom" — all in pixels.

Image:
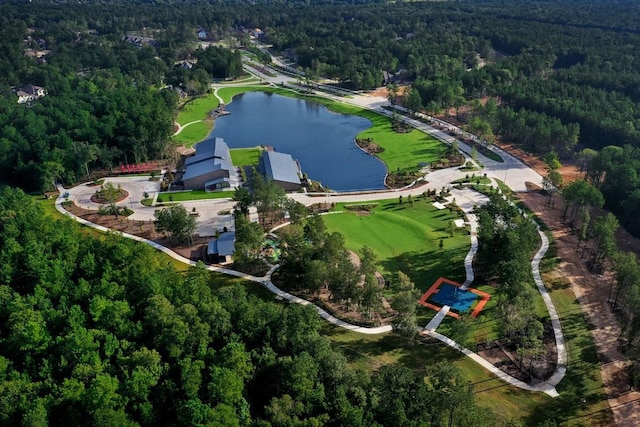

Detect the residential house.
[
  {"left": 197, "top": 28, "right": 209, "bottom": 40},
  {"left": 249, "top": 28, "right": 264, "bottom": 39},
  {"left": 176, "top": 59, "right": 195, "bottom": 70},
  {"left": 13, "top": 84, "right": 46, "bottom": 104}
]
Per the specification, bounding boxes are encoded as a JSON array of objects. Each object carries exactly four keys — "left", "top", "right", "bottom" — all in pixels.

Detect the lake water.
[{"left": 209, "top": 91, "right": 387, "bottom": 192}]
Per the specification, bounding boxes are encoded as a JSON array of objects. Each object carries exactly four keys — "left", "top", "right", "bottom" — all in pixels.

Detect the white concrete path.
[
  {"left": 423, "top": 329, "right": 560, "bottom": 397},
  {"left": 55, "top": 78, "right": 565, "bottom": 396},
  {"left": 425, "top": 305, "right": 450, "bottom": 332},
  {"left": 55, "top": 187, "right": 391, "bottom": 335}
]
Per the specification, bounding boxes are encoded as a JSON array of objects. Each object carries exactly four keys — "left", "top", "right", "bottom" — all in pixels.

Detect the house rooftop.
[
  {"left": 261, "top": 151, "right": 301, "bottom": 185},
  {"left": 207, "top": 231, "right": 236, "bottom": 257},
  {"left": 183, "top": 137, "right": 233, "bottom": 181}
]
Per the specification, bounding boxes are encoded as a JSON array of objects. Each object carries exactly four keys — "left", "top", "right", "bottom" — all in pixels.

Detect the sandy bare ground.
[{"left": 518, "top": 189, "right": 640, "bottom": 427}]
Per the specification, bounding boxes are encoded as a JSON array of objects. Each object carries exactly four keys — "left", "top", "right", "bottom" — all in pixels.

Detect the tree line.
[
  {"left": 475, "top": 192, "right": 547, "bottom": 375},
  {"left": 0, "top": 187, "right": 504, "bottom": 426},
  {"left": 2, "top": 0, "right": 640, "bottom": 186},
  {"left": 558, "top": 169, "right": 640, "bottom": 387}
]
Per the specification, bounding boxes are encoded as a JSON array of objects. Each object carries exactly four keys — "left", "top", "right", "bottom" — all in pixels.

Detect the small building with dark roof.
[
  {"left": 207, "top": 231, "right": 235, "bottom": 263},
  {"left": 259, "top": 151, "right": 302, "bottom": 192},
  {"left": 182, "top": 137, "right": 234, "bottom": 191}
]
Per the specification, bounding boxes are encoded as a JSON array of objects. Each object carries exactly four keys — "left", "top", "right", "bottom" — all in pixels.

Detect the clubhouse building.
[
  {"left": 259, "top": 150, "right": 302, "bottom": 192},
  {"left": 182, "top": 137, "right": 234, "bottom": 191}
]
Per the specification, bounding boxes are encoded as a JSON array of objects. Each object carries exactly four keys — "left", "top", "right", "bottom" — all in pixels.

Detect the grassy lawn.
[
  {"left": 230, "top": 147, "right": 262, "bottom": 167},
  {"left": 452, "top": 176, "right": 492, "bottom": 185},
  {"left": 323, "top": 197, "right": 469, "bottom": 292},
  {"left": 525, "top": 272, "right": 613, "bottom": 426},
  {"left": 358, "top": 115, "right": 447, "bottom": 172},
  {"left": 35, "top": 194, "right": 60, "bottom": 218},
  {"left": 173, "top": 121, "right": 211, "bottom": 146},
  {"left": 176, "top": 93, "right": 221, "bottom": 125},
  {"left": 157, "top": 190, "right": 234, "bottom": 203}
]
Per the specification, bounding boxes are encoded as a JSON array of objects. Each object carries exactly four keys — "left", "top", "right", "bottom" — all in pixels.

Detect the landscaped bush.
[
  {"left": 98, "top": 203, "right": 134, "bottom": 217},
  {"left": 344, "top": 204, "right": 378, "bottom": 212}
]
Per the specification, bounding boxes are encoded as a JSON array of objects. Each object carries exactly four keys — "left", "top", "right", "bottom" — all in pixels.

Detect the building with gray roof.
[
  {"left": 182, "top": 137, "right": 234, "bottom": 191},
  {"left": 207, "top": 231, "right": 235, "bottom": 263},
  {"left": 259, "top": 151, "right": 302, "bottom": 192}
]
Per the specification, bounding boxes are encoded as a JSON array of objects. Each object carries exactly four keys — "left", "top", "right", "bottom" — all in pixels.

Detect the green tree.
[
  {"left": 427, "top": 362, "right": 474, "bottom": 427},
  {"left": 390, "top": 272, "right": 421, "bottom": 338},
  {"left": 153, "top": 204, "right": 197, "bottom": 244}
]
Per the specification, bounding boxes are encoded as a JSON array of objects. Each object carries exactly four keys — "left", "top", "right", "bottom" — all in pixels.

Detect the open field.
[
  {"left": 173, "top": 121, "right": 210, "bottom": 146},
  {"left": 175, "top": 93, "right": 220, "bottom": 125},
  {"left": 323, "top": 197, "right": 469, "bottom": 291}
]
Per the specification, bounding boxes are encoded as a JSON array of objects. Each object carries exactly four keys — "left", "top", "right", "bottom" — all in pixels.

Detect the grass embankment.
[
  {"left": 230, "top": 147, "right": 262, "bottom": 167},
  {"left": 156, "top": 190, "right": 234, "bottom": 203}
]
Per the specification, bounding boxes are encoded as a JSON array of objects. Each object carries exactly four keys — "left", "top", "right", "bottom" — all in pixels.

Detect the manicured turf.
[
  {"left": 322, "top": 197, "right": 469, "bottom": 291},
  {"left": 357, "top": 115, "right": 447, "bottom": 172},
  {"left": 230, "top": 147, "right": 262, "bottom": 167},
  {"left": 156, "top": 190, "right": 234, "bottom": 203},
  {"left": 176, "top": 94, "right": 221, "bottom": 126},
  {"left": 452, "top": 176, "right": 492, "bottom": 185},
  {"left": 173, "top": 121, "right": 211, "bottom": 146}
]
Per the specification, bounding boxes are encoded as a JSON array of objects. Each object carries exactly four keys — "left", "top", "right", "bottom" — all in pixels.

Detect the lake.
[{"left": 209, "top": 91, "right": 387, "bottom": 192}]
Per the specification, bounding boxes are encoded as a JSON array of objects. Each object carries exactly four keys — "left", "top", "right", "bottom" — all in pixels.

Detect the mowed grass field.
[
  {"left": 358, "top": 115, "right": 447, "bottom": 172},
  {"left": 175, "top": 93, "right": 220, "bottom": 126},
  {"left": 322, "top": 197, "right": 469, "bottom": 292},
  {"left": 230, "top": 147, "right": 262, "bottom": 167},
  {"left": 174, "top": 121, "right": 211, "bottom": 146}
]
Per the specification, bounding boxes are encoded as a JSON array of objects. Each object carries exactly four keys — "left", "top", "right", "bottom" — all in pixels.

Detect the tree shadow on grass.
[
  {"left": 380, "top": 246, "right": 468, "bottom": 292},
  {"left": 525, "top": 308, "right": 613, "bottom": 425}
]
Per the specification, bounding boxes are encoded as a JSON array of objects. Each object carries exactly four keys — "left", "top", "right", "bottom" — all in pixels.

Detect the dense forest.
[
  {"left": 2, "top": 0, "right": 640, "bottom": 237},
  {"left": 0, "top": 187, "right": 499, "bottom": 426}
]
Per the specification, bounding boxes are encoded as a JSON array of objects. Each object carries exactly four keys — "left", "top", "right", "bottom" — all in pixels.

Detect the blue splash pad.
[{"left": 430, "top": 283, "right": 478, "bottom": 312}]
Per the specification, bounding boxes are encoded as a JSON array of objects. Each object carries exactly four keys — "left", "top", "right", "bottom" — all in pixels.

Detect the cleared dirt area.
[{"left": 517, "top": 187, "right": 640, "bottom": 427}]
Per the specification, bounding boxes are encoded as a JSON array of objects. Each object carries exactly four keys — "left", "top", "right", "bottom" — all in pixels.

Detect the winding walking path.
[
  {"left": 55, "top": 177, "right": 565, "bottom": 396},
  {"left": 54, "top": 78, "right": 566, "bottom": 396}
]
